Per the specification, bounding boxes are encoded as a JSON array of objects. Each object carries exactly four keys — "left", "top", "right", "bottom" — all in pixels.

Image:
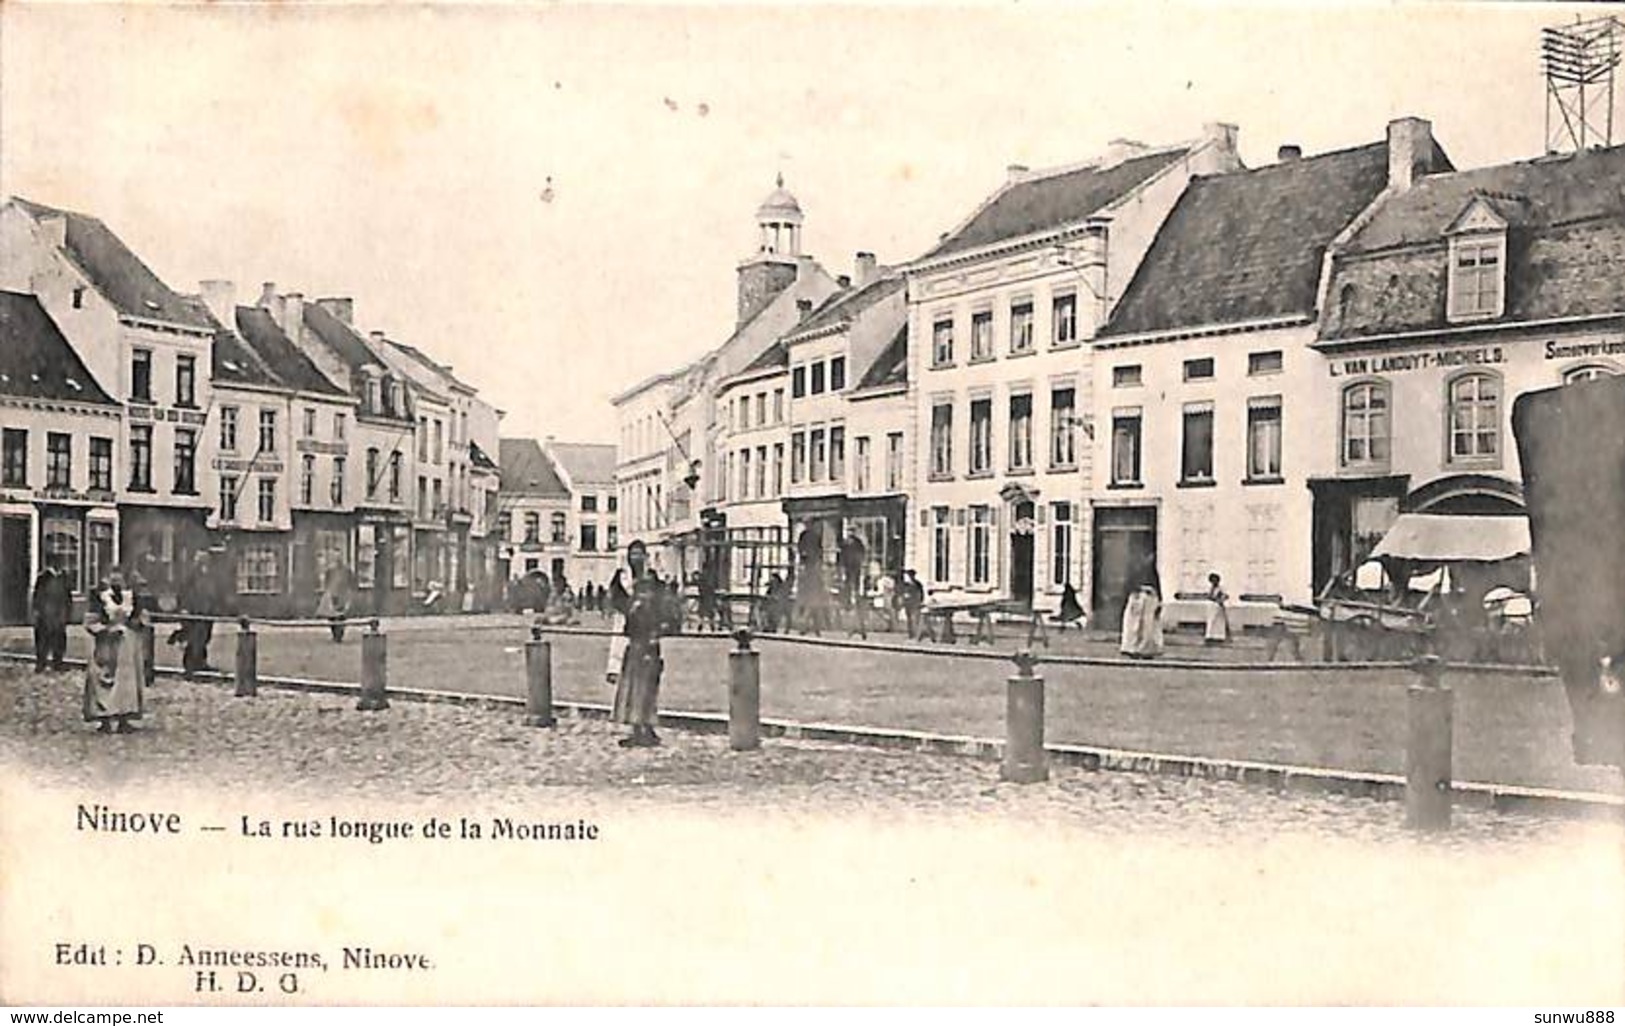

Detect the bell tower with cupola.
[{"left": 736, "top": 174, "right": 804, "bottom": 327}]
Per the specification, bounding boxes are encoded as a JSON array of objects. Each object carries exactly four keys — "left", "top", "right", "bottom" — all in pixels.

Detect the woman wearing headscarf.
[{"left": 82, "top": 570, "right": 145, "bottom": 734}]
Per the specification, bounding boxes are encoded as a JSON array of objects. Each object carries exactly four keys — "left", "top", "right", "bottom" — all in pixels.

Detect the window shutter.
[
  {"left": 953, "top": 508, "right": 967, "bottom": 527},
  {"left": 918, "top": 509, "right": 929, "bottom": 528},
  {"left": 989, "top": 506, "right": 1000, "bottom": 527},
  {"left": 1036, "top": 506, "right": 1046, "bottom": 525}
]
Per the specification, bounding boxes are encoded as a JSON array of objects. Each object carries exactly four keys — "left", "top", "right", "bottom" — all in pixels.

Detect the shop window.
[
  {"left": 237, "top": 544, "right": 282, "bottom": 595},
  {"left": 1563, "top": 364, "right": 1618, "bottom": 385},
  {"left": 86, "top": 521, "right": 113, "bottom": 594},
  {"left": 1341, "top": 381, "right": 1390, "bottom": 469},
  {"left": 43, "top": 517, "right": 81, "bottom": 593}
]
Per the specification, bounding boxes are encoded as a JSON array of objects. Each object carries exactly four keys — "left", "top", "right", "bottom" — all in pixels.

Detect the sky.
[{"left": 2, "top": 1, "right": 1616, "bottom": 444}]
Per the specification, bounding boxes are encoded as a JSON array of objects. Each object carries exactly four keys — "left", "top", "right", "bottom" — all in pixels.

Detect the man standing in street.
[
  {"left": 900, "top": 569, "right": 925, "bottom": 641},
  {"left": 31, "top": 561, "right": 70, "bottom": 672},
  {"left": 610, "top": 540, "right": 683, "bottom": 748},
  {"left": 180, "top": 550, "right": 218, "bottom": 678}
]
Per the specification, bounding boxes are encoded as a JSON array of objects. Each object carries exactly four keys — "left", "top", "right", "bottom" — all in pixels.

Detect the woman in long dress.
[
  {"left": 609, "top": 543, "right": 682, "bottom": 748},
  {"left": 82, "top": 572, "right": 145, "bottom": 734},
  {"left": 1204, "top": 572, "right": 1231, "bottom": 645},
  {"left": 1120, "top": 557, "right": 1164, "bottom": 659}
]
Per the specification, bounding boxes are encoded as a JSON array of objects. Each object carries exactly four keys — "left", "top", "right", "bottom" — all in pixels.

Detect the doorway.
[
  {"left": 0, "top": 516, "right": 28, "bottom": 624},
  {"left": 1091, "top": 506, "right": 1157, "bottom": 631},
  {"left": 1009, "top": 501, "right": 1035, "bottom": 608}
]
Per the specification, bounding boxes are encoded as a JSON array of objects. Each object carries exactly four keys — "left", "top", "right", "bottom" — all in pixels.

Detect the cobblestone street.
[{"left": 5, "top": 663, "right": 1625, "bottom": 1004}]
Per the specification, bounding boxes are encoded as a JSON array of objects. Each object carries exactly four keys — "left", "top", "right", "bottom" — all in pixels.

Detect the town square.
[{"left": 1, "top": 0, "right": 1623, "bottom": 1009}]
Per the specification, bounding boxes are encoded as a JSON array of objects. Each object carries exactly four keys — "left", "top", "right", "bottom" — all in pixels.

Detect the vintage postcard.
[{"left": 2, "top": 0, "right": 1623, "bottom": 1008}]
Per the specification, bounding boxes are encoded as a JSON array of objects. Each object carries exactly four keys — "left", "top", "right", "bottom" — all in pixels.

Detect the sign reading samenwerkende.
[
  {"left": 1545, "top": 338, "right": 1625, "bottom": 361},
  {"left": 1328, "top": 345, "right": 1506, "bottom": 376}
]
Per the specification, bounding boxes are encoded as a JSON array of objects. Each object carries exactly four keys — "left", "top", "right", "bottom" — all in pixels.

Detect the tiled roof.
[
  {"left": 924, "top": 148, "right": 1191, "bottom": 259},
  {"left": 387, "top": 338, "right": 475, "bottom": 394},
  {"left": 469, "top": 439, "right": 499, "bottom": 471},
  {"left": 11, "top": 198, "right": 213, "bottom": 331},
  {"left": 499, "top": 437, "right": 569, "bottom": 497},
  {"left": 234, "top": 307, "right": 348, "bottom": 397},
  {"left": 788, "top": 275, "right": 904, "bottom": 339},
  {"left": 855, "top": 324, "right": 907, "bottom": 390},
  {"left": 547, "top": 441, "right": 616, "bottom": 486},
  {"left": 738, "top": 340, "right": 787, "bottom": 377},
  {"left": 0, "top": 290, "right": 118, "bottom": 405},
  {"left": 301, "top": 298, "right": 387, "bottom": 373},
  {"left": 1101, "top": 142, "right": 1393, "bottom": 338},
  {"left": 1324, "top": 145, "right": 1625, "bottom": 341}
]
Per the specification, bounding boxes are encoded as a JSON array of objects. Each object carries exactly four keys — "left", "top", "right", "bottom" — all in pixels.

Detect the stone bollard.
[
  {"left": 1406, "top": 654, "right": 1453, "bottom": 832},
  {"left": 141, "top": 622, "right": 157, "bottom": 688},
  {"left": 357, "top": 619, "right": 389, "bottom": 712},
  {"left": 524, "top": 623, "right": 556, "bottom": 727},
  {"left": 729, "top": 629, "right": 761, "bottom": 752},
  {"left": 1001, "top": 649, "right": 1049, "bottom": 784},
  {"left": 233, "top": 617, "right": 258, "bottom": 698}
]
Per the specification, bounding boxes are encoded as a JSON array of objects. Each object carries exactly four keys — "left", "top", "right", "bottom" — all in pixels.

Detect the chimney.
[
  {"left": 837, "top": 275, "right": 852, "bottom": 289},
  {"left": 1387, "top": 116, "right": 1434, "bottom": 193},
  {"left": 1006, "top": 164, "right": 1030, "bottom": 183},
  {"left": 796, "top": 298, "right": 813, "bottom": 320},
  {"left": 853, "top": 251, "right": 878, "bottom": 288},
  {"left": 199, "top": 279, "right": 235, "bottom": 327},
  {"left": 1277, "top": 144, "right": 1303, "bottom": 163},
  {"left": 316, "top": 297, "right": 354, "bottom": 325},
  {"left": 258, "top": 281, "right": 277, "bottom": 306},
  {"left": 281, "top": 291, "right": 304, "bottom": 338},
  {"left": 795, "top": 253, "right": 815, "bottom": 281},
  {"left": 369, "top": 330, "right": 387, "bottom": 346}
]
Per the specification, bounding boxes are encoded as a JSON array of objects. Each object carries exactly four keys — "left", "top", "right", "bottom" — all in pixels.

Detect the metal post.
[
  {"left": 1002, "top": 650, "right": 1048, "bottom": 784},
  {"left": 233, "top": 617, "right": 258, "bottom": 698},
  {"left": 728, "top": 629, "right": 762, "bottom": 751},
  {"left": 357, "top": 619, "right": 389, "bottom": 712},
  {"left": 524, "top": 623, "right": 555, "bottom": 727},
  {"left": 1406, "top": 654, "right": 1453, "bottom": 832}
]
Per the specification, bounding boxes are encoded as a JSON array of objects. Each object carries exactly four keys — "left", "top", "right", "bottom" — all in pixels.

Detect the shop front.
[{"left": 119, "top": 505, "right": 211, "bottom": 611}]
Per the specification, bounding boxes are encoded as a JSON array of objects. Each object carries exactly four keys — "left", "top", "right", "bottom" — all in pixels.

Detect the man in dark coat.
[
  {"left": 31, "top": 562, "right": 71, "bottom": 672},
  {"left": 900, "top": 569, "right": 925, "bottom": 640},
  {"left": 179, "top": 551, "right": 217, "bottom": 678},
  {"left": 610, "top": 540, "right": 683, "bottom": 748}
]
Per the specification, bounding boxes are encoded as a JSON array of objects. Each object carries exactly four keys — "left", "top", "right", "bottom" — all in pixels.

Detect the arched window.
[
  {"left": 1563, "top": 363, "right": 1619, "bottom": 385},
  {"left": 1446, "top": 372, "right": 1501, "bottom": 463},
  {"left": 1340, "top": 380, "right": 1390, "bottom": 469}
]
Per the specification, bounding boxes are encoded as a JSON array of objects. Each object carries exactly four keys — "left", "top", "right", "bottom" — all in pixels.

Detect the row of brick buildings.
[
  {"left": 613, "top": 117, "right": 1625, "bottom": 629},
  {"left": 0, "top": 197, "right": 616, "bottom": 623}
]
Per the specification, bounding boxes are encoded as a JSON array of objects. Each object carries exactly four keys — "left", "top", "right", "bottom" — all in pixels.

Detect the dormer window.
[
  {"left": 1445, "top": 196, "right": 1509, "bottom": 324},
  {"left": 1449, "top": 237, "right": 1504, "bottom": 321}
]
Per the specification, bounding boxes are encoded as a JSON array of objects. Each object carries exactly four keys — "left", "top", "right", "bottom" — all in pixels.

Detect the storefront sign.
[
  {"left": 1544, "top": 338, "right": 1625, "bottom": 361},
  {"left": 1328, "top": 346, "right": 1506, "bottom": 377},
  {"left": 213, "top": 457, "right": 284, "bottom": 473}
]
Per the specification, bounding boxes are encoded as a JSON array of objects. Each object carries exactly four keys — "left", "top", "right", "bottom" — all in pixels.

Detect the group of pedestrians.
[{"left": 1117, "top": 556, "right": 1231, "bottom": 659}]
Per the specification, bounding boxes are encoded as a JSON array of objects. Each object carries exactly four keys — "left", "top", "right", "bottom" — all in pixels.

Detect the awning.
[{"left": 1369, "top": 513, "right": 1530, "bottom": 563}]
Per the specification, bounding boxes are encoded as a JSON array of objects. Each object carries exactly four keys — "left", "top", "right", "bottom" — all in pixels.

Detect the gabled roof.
[
  {"left": 854, "top": 323, "right": 908, "bottom": 391},
  {"left": 786, "top": 275, "right": 904, "bottom": 340},
  {"left": 235, "top": 307, "right": 348, "bottom": 397},
  {"left": 0, "top": 290, "right": 118, "bottom": 405},
  {"left": 499, "top": 437, "right": 569, "bottom": 498},
  {"left": 924, "top": 148, "right": 1192, "bottom": 260},
  {"left": 301, "top": 298, "right": 389, "bottom": 374},
  {"left": 387, "top": 338, "right": 476, "bottom": 395},
  {"left": 10, "top": 198, "right": 213, "bottom": 331},
  {"left": 547, "top": 441, "right": 616, "bottom": 487},
  {"left": 1101, "top": 142, "right": 1393, "bottom": 338},
  {"left": 1325, "top": 144, "right": 1625, "bottom": 341},
  {"left": 1343, "top": 144, "right": 1625, "bottom": 254}
]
